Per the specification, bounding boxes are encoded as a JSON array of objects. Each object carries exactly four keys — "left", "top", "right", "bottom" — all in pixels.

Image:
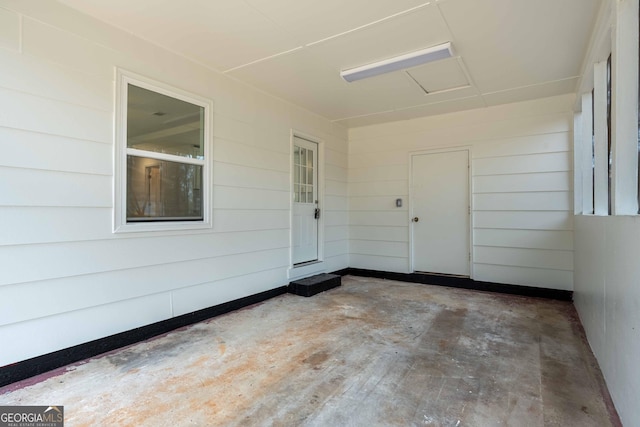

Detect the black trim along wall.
[
  {"left": 0, "top": 286, "right": 288, "bottom": 389},
  {"left": 337, "top": 268, "right": 573, "bottom": 301},
  {"left": 0, "top": 269, "right": 572, "bottom": 388}
]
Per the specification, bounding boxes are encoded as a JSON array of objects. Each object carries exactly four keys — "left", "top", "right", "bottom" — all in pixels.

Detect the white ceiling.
[{"left": 57, "top": 0, "right": 602, "bottom": 128}]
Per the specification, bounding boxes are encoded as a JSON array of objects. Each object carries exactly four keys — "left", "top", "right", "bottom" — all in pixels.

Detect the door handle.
[
  {"left": 412, "top": 217, "right": 419, "bottom": 222},
  {"left": 315, "top": 208, "right": 320, "bottom": 219}
]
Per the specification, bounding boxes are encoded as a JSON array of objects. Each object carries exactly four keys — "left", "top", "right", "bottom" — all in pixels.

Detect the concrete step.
[{"left": 288, "top": 273, "right": 341, "bottom": 297}]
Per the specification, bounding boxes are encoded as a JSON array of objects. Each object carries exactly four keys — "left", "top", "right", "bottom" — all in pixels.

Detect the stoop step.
[{"left": 288, "top": 273, "right": 341, "bottom": 297}]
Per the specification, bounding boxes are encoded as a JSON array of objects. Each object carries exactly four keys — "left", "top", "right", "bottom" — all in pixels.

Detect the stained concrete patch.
[{"left": 0, "top": 276, "right": 620, "bottom": 426}]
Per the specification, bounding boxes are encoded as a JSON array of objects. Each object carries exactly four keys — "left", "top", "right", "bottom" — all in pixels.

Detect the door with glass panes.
[{"left": 292, "top": 137, "right": 319, "bottom": 265}]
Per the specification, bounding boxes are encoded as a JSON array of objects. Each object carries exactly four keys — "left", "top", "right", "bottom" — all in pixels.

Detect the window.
[
  {"left": 293, "top": 145, "right": 315, "bottom": 204},
  {"left": 115, "top": 71, "right": 212, "bottom": 232}
]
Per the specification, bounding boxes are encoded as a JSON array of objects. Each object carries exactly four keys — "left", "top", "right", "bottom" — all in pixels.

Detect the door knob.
[{"left": 412, "top": 217, "right": 419, "bottom": 222}]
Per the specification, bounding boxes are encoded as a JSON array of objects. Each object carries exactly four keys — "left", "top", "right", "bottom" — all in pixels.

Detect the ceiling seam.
[
  {"left": 434, "top": 1, "right": 488, "bottom": 109},
  {"left": 305, "top": 2, "right": 433, "bottom": 48},
  {"left": 223, "top": 47, "right": 304, "bottom": 73},
  {"left": 223, "top": 2, "right": 433, "bottom": 74},
  {"left": 240, "top": 0, "right": 306, "bottom": 48},
  {"left": 332, "top": 95, "right": 479, "bottom": 123},
  {"left": 480, "top": 76, "right": 581, "bottom": 96}
]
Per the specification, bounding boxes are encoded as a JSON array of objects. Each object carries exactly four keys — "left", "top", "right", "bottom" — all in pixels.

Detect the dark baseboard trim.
[
  {"left": 336, "top": 268, "right": 573, "bottom": 301},
  {"left": 1, "top": 267, "right": 572, "bottom": 388},
  {"left": 0, "top": 286, "right": 288, "bottom": 389},
  {"left": 330, "top": 268, "right": 351, "bottom": 277}
]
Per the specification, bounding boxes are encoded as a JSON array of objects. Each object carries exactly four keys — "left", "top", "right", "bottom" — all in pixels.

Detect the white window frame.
[
  {"left": 594, "top": 60, "right": 609, "bottom": 215},
  {"left": 114, "top": 69, "right": 213, "bottom": 233},
  {"left": 581, "top": 91, "right": 595, "bottom": 215}
]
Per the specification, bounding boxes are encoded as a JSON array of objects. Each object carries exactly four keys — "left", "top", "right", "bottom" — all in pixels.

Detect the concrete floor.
[{"left": 0, "top": 276, "right": 620, "bottom": 426}]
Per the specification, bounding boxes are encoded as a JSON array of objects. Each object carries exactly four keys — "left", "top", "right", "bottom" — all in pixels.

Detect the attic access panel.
[{"left": 406, "top": 57, "right": 470, "bottom": 95}]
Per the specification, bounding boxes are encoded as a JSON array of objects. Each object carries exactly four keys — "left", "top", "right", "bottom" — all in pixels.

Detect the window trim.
[
  {"left": 581, "top": 91, "right": 594, "bottom": 215},
  {"left": 114, "top": 69, "right": 213, "bottom": 233},
  {"left": 594, "top": 61, "right": 609, "bottom": 215}
]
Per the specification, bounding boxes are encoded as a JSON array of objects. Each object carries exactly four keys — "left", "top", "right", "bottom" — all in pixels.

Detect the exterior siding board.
[
  {"left": 348, "top": 95, "right": 574, "bottom": 285},
  {"left": 0, "top": 2, "right": 348, "bottom": 366}
]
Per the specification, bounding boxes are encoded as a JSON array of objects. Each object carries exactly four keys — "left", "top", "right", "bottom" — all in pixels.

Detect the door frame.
[
  {"left": 288, "top": 130, "right": 325, "bottom": 280},
  {"left": 408, "top": 146, "right": 474, "bottom": 278}
]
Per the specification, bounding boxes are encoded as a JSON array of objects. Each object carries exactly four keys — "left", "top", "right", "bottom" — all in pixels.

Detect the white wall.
[
  {"left": 0, "top": 1, "right": 348, "bottom": 366},
  {"left": 571, "top": 1, "right": 640, "bottom": 425},
  {"left": 348, "top": 95, "right": 575, "bottom": 290},
  {"left": 574, "top": 216, "right": 640, "bottom": 426}
]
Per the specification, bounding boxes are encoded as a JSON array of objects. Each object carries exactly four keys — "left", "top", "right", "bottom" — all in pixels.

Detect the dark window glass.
[
  {"left": 127, "top": 85, "right": 204, "bottom": 159},
  {"left": 127, "top": 156, "right": 203, "bottom": 222},
  {"left": 125, "top": 84, "right": 205, "bottom": 223}
]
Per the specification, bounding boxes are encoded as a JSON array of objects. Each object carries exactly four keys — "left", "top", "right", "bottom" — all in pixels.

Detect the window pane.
[
  {"left": 127, "top": 84, "right": 204, "bottom": 159},
  {"left": 307, "top": 167, "right": 313, "bottom": 186},
  {"left": 306, "top": 184, "right": 313, "bottom": 202},
  {"left": 294, "top": 184, "right": 300, "bottom": 203},
  {"left": 300, "top": 184, "right": 306, "bottom": 203},
  {"left": 293, "top": 144, "right": 316, "bottom": 204},
  {"left": 294, "top": 161, "right": 300, "bottom": 187},
  {"left": 307, "top": 149, "right": 313, "bottom": 168},
  {"left": 127, "top": 156, "right": 203, "bottom": 221}
]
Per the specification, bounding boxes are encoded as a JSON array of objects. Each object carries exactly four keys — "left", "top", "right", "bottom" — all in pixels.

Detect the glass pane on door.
[{"left": 293, "top": 145, "right": 315, "bottom": 204}]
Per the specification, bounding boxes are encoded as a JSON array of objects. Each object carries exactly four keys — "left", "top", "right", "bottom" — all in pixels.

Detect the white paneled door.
[
  {"left": 292, "top": 137, "right": 319, "bottom": 265},
  {"left": 411, "top": 150, "right": 470, "bottom": 276}
]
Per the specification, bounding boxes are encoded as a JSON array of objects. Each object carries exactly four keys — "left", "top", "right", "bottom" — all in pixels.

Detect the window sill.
[{"left": 113, "top": 220, "right": 212, "bottom": 234}]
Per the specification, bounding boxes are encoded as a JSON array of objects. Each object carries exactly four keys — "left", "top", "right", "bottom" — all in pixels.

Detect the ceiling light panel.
[
  {"left": 341, "top": 42, "right": 454, "bottom": 82},
  {"left": 307, "top": 5, "right": 450, "bottom": 74},
  {"left": 229, "top": 49, "right": 421, "bottom": 120}
]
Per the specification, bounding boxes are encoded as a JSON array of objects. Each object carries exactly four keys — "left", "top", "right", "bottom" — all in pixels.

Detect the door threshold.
[{"left": 294, "top": 260, "right": 320, "bottom": 268}]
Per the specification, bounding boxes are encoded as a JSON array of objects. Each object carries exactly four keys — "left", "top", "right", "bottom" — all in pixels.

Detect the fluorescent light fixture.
[{"left": 340, "top": 42, "right": 454, "bottom": 83}]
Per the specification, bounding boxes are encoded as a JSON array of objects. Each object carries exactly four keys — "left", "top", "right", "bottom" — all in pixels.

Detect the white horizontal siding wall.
[
  {"left": 348, "top": 95, "right": 574, "bottom": 290},
  {"left": 321, "top": 116, "right": 349, "bottom": 273},
  {"left": 0, "top": 2, "right": 348, "bottom": 365},
  {"left": 574, "top": 216, "right": 640, "bottom": 427}
]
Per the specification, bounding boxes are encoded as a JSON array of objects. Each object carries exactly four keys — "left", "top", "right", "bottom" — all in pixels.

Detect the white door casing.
[
  {"left": 411, "top": 149, "right": 470, "bottom": 276},
  {"left": 292, "top": 136, "right": 319, "bottom": 265}
]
